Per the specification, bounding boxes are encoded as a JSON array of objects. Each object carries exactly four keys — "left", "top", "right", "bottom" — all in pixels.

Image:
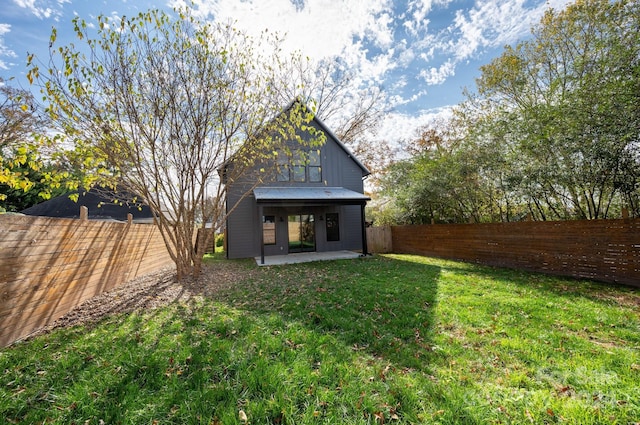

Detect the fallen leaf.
[
  {"left": 525, "top": 409, "right": 534, "bottom": 423},
  {"left": 356, "top": 392, "right": 365, "bottom": 409}
]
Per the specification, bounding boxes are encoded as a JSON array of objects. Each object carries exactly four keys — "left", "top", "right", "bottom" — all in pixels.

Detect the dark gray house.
[{"left": 224, "top": 102, "right": 371, "bottom": 263}]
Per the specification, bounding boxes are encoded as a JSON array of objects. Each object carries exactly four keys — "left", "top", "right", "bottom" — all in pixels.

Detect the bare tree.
[
  {"left": 0, "top": 79, "right": 42, "bottom": 151},
  {"left": 28, "top": 9, "right": 318, "bottom": 279},
  {"left": 266, "top": 55, "right": 392, "bottom": 178}
]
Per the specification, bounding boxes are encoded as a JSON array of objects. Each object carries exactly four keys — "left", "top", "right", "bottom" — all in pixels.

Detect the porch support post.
[
  {"left": 259, "top": 204, "right": 265, "bottom": 265},
  {"left": 360, "top": 202, "right": 369, "bottom": 256}
]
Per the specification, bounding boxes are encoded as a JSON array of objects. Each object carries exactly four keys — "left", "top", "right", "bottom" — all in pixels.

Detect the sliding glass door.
[{"left": 288, "top": 214, "right": 315, "bottom": 253}]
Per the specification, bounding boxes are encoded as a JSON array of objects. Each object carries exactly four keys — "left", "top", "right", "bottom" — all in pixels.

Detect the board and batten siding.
[
  {"left": 341, "top": 205, "right": 364, "bottom": 250},
  {"left": 225, "top": 190, "right": 258, "bottom": 259},
  {"left": 225, "top": 116, "right": 368, "bottom": 259}
]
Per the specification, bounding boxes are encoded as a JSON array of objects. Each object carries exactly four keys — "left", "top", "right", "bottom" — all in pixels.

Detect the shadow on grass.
[
  {"left": 3, "top": 253, "right": 638, "bottom": 424},
  {"left": 1, "top": 290, "right": 480, "bottom": 424},
  {"left": 211, "top": 254, "right": 443, "bottom": 372},
  {"left": 415, "top": 254, "right": 640, "bottom": 307}
]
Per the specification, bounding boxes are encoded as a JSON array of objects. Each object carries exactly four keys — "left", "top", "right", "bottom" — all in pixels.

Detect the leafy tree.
[
  {"left": 27, "top": 9, "right": 321, "bottom": 279},
  {"left": 0, "top": 80, "right": 40, "bottom": 153},
  {"left": 381, "top": 125, "right": 479, "bottom": 224},
  {"left": 379, "top": 0, "right": 639, "bottom": 224},
  {"left": 0, "top": 79, "right": 67, "bottom": 209},
  {"left": 471, "top": 0, "right": 640, "bottom": 219},
  {"left": 379, "top": 113, "right": 508, "bottom": 224},
  {"left": 0, "top": 146, "right": 68, "bottom": 211}
]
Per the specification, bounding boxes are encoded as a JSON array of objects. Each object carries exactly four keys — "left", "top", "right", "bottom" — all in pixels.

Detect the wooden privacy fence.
[
  {"left": 367, "top": 220, "right": 639, "bottom": 286},
  {"left": 366, "top": 226, "right": 393, "bottom": 253},
  {"left": 388, "top": 218, "right": 639, "bottom": 287},
  {"left": 0, "top": 214, "right": 171, "bottom": 347}
]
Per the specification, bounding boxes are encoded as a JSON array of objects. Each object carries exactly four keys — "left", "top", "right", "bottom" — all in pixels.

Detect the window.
[
  {"left": 326, "top": 213, "right": 340, "bottom": 242},
  {"left": 263, "top": 215, "right": 276, "bottom": 245},
  {"left": 275, "top": 149, "right": 322, "bottom": 183},
  {"left": 276, "top": 151, "right": 289, "bottom": 182},
  {"left": 292, "top": 150, "right": 306, "bottom": 182},
  {"left": 308, "top": 150, "right": 322, "bottom": 182}
]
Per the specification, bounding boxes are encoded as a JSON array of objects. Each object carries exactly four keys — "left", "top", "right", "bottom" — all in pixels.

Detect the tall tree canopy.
[
  {"left": 27, "top": 9, "right": 321, "bottom": 279},
  {"left": 380, "top": 0, "right": 640, "bottom": 224},
  {"left": 472, "top": 0, "right": 640, "bottom": 220}
]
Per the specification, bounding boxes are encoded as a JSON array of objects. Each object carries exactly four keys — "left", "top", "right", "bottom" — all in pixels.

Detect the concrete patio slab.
[{"left": 255, "top": 250, "right": 362, "bottom": 266}]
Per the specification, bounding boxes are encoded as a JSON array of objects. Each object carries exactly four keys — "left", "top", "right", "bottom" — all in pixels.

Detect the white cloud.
[
  {"left": 396, "top": 39, "right": 416, "bottom": 67},
  {"left": 168, "top": 0, "right": 396, "bottom": 84},
  {"left": 376, "top": 106, "right": 453, "bottom": 148},
  {"left": 369, "top": 11, "right": 394, "bottom": 49},
  {"left": 404, "top": 0, "right": 433, "bottom": 37},
  {"left": 405, "top": 0, "right": 573, "bottom": 93},
  {"left": 0, "top": 23, "right": 17, "bottom": 70},
  {"left": 389, "top": 88, "right": 429, "bottom": 108},
  {"left": 11, "top": 0, "right": 69, "bottom": 20},
  {"left": 403, "top": 0, "right": 456, "bottom": 37},
  {"left": 448, "top": 0, "right": 573, "bottom": 61},
  {"left": 451, "top": 0, "right": 528, "bottom": 58},
  {"left": 418, "top": 59, "right": 455, "bottom": 85},
  {"left": 12, "top": 0, "right": 53, "bottom": 19},
  {"left": 170, "top": 0, "right": 391, "bottom": 58}
]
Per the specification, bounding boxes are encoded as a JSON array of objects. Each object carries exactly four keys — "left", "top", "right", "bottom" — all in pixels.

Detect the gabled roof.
[
  {"left": 219, "top": 98, "right": 371, "bottom": 181},
  {"left": 292, "top": 100, "right": 371, "bottom": 178}
]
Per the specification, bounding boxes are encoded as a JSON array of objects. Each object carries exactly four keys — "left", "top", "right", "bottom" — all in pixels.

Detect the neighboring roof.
[
  {"left": 254, "top": 186, "right": 370, "bottom": 205},
  {"left": 21, "top": 188, "right": 154, "bottom": 222}
]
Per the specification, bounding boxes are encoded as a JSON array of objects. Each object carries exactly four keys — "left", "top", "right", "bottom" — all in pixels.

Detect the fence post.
[{"left": 80, "top": 206, "right": 88, "bottom": 221}]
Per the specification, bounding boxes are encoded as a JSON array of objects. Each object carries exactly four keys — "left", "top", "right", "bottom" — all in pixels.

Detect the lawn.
[{"left": 1, "top": 254, "right": 638, "bottom": 424}]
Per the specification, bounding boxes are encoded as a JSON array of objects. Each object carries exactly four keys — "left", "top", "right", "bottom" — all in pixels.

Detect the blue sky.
[{"left": 0, "top": 0, "right": 572, "bottom": 144}]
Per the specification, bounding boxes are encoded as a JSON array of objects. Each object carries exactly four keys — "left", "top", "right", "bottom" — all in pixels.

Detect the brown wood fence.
[
  {"left": 0, "top": 215, "right": 172, "bottom": 347},
  {"left": 366, "top": 226, "right": 393, "bottom": 253},
  {"left": 389, "top": 219, "right": 639, "bottom": 287}
]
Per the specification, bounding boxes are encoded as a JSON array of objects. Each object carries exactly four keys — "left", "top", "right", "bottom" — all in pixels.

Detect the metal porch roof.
[{"left": 253, "top": 186, "right": 370, "bottom": 205}]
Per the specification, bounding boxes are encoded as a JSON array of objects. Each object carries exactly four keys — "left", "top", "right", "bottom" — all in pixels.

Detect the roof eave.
[{"left": 308, "top": 111, "right": 371, "bottom": 178}]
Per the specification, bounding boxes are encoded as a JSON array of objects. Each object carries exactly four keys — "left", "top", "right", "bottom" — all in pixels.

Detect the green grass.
[{"left": 1, "top": 254, "right": 639, "bottom": 424}]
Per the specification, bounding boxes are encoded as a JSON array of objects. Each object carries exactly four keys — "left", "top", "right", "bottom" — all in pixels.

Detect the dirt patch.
[{"left": 26, "top": 261, "right": 255, "bottom": 340}]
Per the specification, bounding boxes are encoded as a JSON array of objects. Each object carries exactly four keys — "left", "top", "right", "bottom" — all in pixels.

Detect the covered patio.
[
  {"left": 254, "top": 187, "right": 370, "bottom": 265},
  {"left": 254, "top": 250, "right": 362, "bottom": 266}
]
